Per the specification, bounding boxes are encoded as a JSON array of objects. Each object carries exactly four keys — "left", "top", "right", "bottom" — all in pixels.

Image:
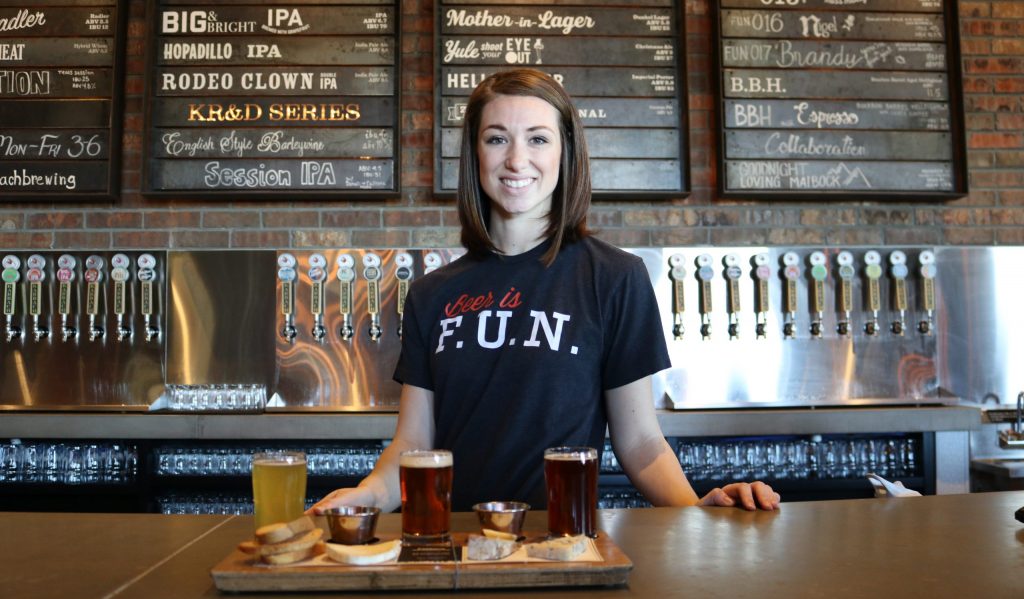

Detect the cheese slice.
[
  {"left": 481, "top": 528, "right": 518, "bottom": 541},
  {"left": 466, "top": 534, "right": 518, "bottom": 560},
  {"left": 326, "top": 539, "right": 402, "bottom": 565},
  {"left": 524, "top": 535, "right": 587, "bottom": 561}
]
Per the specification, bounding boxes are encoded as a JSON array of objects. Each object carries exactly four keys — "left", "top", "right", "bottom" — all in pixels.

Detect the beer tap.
[
  {"left": 889, "top": 250, "right": 909, "bottom": 336},
  {"left": 724, "top": 254, "right": 742, "bottom": 340},
  {"left": 917, "top": 250, "right": 937, "bottom": 335},
  {"left": 695, "top": 254, "right": 714, "bottom": 340},
  {"left": 2, "top": 254, "right": 22, "bottom": 342},
  {"left": 423, "top": 252, "right": 443, "bottom": 275},
  {"left": 781, "top": 252, "right": 800, "bottom": 339},
  {"left": 56, "top": 254, "right": 77, "bottom": 341},
  {"left": 863, "top": 250, "right": 883, "bottom": 336},
  {"left": 84, "top": 255, "right": 105, "bottom": 342},
  {"left": 364, "top": 253, "right": 383, "bottom": 342},
  {"left": 137, "top": 253, "right": 159, "bottom": 342},
  {"left": 394, "top": 252, "right": 414, "bottom": 338},
  {"left": 835, "top": 251, "right": 855, "bottom": 337},
  {"left": 668, "top": 253, "right": 686, "bottom": 340},
  {"left": 26, "top": 254, "right": 48, "bottom": 341},
  {"left": 808, "top": 251, "right": 827, "bottom": 338},
  {"left": 752, "top": 253, "right": 770, "bottom": 339},
  {"left": 336, "top": 254, "right": 356, "bottom": 341},
  {"left": 277, "top": 253, "right": 297, "bottom": 343},
  {"left": 110, "top": 253, "right": 132, "bottom": 342},
  {"left": 308, "top": 253, "right": 327, "bottom": 343}
]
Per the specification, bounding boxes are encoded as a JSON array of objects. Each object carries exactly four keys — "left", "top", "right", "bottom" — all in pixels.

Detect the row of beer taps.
[
  {"left": 1, "top": 253, "right": 161, "bottom": 344},
  {"left": 669, "top": 249, "right": 936, "bottom": 341},
  {"left": 277, "top": 251, "right": 446, "bottom": 344}
]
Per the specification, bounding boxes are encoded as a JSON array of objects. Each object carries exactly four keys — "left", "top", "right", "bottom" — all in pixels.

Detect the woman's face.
[{"left": 477, "top": 94, "right": 562, "bottom": 222}]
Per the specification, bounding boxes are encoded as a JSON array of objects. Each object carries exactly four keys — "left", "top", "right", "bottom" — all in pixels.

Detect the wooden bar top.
[{"left": 2, "top": 491, "right": 1022, "bottom": 598}]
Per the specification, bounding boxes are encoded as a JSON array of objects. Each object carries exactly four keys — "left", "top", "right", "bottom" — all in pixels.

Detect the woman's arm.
[
  {"left": 606, "top": 376, "right": 780, "bottom": 510},
  {"left": 308, "top": 383, "right": 435, "bottom": 514},
  {"left": 606, "top": 376, "right": 700, "bottom": 506}
]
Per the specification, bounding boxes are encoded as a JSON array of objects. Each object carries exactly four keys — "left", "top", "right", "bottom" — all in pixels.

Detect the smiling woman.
[
  {"left": 310, "top": 68, "right": 780, "bottom": 517},
  {"left": 476, "top": 94, "right": 562, "bottom": 241}
]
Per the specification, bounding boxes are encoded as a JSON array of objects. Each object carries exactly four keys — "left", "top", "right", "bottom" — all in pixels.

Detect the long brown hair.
[{"left": 456, "top": 68, "right": 591, "bottom": 266}]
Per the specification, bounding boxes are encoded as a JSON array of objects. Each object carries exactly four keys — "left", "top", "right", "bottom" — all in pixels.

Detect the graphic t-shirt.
[{"left": 394, "top": 236, "right": 671, "bottom": 510}]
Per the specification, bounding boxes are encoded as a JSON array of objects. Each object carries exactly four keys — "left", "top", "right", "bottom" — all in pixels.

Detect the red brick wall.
[{"left": 0, "top": 0, "right": 1020, "bottom": 250}]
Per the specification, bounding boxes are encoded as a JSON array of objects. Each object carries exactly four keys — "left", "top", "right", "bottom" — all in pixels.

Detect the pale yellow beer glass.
[{"left": 252, "top": 451, "right": 307, "bottom": 530}]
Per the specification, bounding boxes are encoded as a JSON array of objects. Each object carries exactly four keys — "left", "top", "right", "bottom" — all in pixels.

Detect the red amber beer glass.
[
  {"left": 544, "top": 447, "right": 598, "bottom": 537},
  {"left": 400, "top": 449, "right": 453, "bottom": 542}
]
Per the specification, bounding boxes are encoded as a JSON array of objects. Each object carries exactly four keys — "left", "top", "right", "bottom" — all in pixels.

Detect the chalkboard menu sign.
[
  {"left": 435, "top": 0, "right": 689, "bottom": 199},
  {"left": 0, "top": 1, "right": 126, "bottom": 200},
  {"left": 143, "top": 1, "right": 400, "bottom": 198},
  {"left": 713, "top": 0, "right": 967, "bottom": 199}
]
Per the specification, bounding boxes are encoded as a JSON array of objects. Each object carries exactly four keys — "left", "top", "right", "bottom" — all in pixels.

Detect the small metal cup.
[
  {"left": 472, "top": 501, "right": 530, "bottom": 537},
  {"left": 324, "top": 506, "right": 380, "bottom": 545}
]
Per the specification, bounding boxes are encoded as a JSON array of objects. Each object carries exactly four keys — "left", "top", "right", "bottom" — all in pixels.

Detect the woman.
[{"left": 311, "top": 68, "right": 779, "bottom": 514}]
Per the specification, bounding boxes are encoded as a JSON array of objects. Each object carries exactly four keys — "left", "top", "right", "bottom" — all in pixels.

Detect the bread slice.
[
  {"left": 237, "top": 540, "right": 260, "bottom": 555},
  {"left": 259, "top": 528, "right": 323, "bottom": 556},
  {"left": 255, "top": 522, "right": 292, "bottom": 544},
  {"left": 286, "top": 515, "right": 316, "bottom": 536},
  {"left": 466, "top": 534, "right": 518, "bottom": 560},
  {"left": 325, "top": 539, "right": 402, "bottom": 565},
  {"left": 524, "top": 535, "right": 587, "bottom": 561},
  {"left": 255, "top": 514, "right": 316, "bottom": 544},
  {"left": 261, "top": 546, "right": 313, "bottom": 565}
]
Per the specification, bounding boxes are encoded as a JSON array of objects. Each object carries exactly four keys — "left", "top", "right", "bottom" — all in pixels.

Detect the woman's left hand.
[{"left": 698, "top": 481, "right": 781, "bottom": 511}]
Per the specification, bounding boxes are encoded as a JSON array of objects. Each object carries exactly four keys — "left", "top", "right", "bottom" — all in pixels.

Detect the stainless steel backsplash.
[{"left": 1, "top": 246, "right": 1021, "bottom": 411}]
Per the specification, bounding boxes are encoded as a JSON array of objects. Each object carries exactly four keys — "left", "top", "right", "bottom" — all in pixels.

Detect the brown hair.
[{"left": 456, "top": 68, "right": 591, "bottom": 266}]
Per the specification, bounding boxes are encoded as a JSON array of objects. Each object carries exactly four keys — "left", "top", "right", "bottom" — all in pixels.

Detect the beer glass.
[
  {"left": 399, "top": 449, "right": 453, "bottom": 542},
  {"left": 251, "top": 451, "right": 307, "bottom": 530},
  {"left": 544, "top": 446, "right": 598, "bottom": 538}
]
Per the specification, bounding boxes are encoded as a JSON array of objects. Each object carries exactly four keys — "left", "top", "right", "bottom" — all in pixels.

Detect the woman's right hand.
[{"left": 306, "top": 485, "right": 379, "bottom": 515}]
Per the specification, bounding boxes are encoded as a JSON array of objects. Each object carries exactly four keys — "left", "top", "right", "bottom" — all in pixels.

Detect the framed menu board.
[
  {"left": 143, "top": 1, "right": 400, "bottom": 198},
  {"left": 435, "top": 0, "right": 689, "bottom": 199},
  {"left": 0, "top": 0, "right": 126, "bottom": 200},
  {"left": 713, "top": 0, "right": 967, "bottom": 199}
]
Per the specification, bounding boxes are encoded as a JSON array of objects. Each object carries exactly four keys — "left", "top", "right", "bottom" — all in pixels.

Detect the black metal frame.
[
  {"left": 0, "top": 0, "right": 128, "bottom": 202},
  {"left": 432, "top": 0, "right": 691, "bottom": 200},
  {"left": 140, "top": 0, "right": 403, "bottom": 199},
  {"left": 711, "top": 0, "right": 968, "bottom": 201}
]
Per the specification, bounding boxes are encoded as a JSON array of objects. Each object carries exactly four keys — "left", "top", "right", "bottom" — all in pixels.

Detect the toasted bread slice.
[
  {"left": 237, "top": 540, "right": 260, "bottom": 555},
  {"left": 259, "top": 528, "right": 323, "bottom": 556},
  {"left": 286, "top": 515, "right": 316, "bottom": 536},
  {"left": 255, "top": 522, "right": 292, "bottom": 544},
  {"left": 261, "top": 546, "right": 313, "bottom": 565}
]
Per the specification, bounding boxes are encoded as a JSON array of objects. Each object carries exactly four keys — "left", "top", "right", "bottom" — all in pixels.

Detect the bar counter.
[{"left": 3, "top": 491, "right": 1022, "bottom": 598}]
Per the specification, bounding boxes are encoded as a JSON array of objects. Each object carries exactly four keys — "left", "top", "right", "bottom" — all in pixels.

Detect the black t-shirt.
[{"left": 394, "top": 236, "right": 671, "bottom": 511}]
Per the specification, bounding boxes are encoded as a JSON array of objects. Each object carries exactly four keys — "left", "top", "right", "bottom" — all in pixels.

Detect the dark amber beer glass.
[
  {"left": 399, "top": 449, "right": 453, "bottom": 542},
  {"left": 544, "top": 447, "right": 598, "bottom": 538}
]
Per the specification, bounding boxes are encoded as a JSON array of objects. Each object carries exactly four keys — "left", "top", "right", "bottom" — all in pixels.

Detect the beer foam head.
[
  {"left": 400, "top": 450, "right": 452, "bottom": 468},
  {"left": 253, "top": 451, "right": 305, "bottom": 466},
  {"left": 544, "top": 447, "right": 597, "bottom": 462}
]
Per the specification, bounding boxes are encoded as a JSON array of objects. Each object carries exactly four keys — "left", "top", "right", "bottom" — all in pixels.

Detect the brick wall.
[{"left": 0, "top": 0, "right": 1020, "bottom": 250}]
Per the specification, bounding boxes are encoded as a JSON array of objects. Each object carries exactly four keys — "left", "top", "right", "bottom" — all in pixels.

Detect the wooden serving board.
[{"left": 210, "top": 532, "right": 632, "bottom": 592}]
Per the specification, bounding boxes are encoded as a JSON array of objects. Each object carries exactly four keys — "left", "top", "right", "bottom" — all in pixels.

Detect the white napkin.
[{"left": 867, "top": 473, "right": 921, "bottom": 498}]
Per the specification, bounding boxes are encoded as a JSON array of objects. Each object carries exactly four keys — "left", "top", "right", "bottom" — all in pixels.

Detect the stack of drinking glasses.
[
  {"left": 164, "top": 384, "right": 267, "bottom": 412},
  {"left": 0, "top": 440, "right": 138, "bottom": 484},
  {"left": 676, "top": 435, "right": 918, "bottom": 482},
  {"left": 153, "top": 443, "right": 382, "bottom": 478},
  {"left": 598, "top": 488, "right": 650, "bottom": 509},
  {"left": 157, "top": 493, "right": 319, "bottom": 515}
]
